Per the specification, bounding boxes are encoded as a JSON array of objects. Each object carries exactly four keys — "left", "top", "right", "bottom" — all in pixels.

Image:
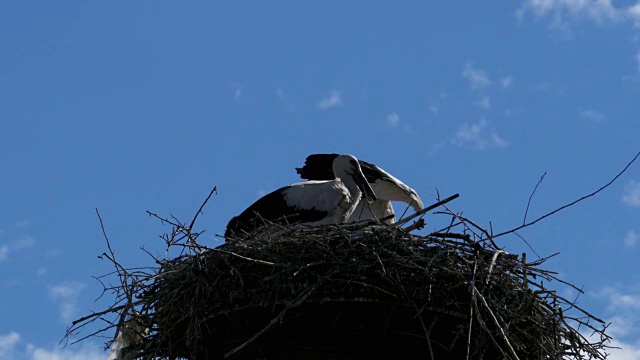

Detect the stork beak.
[{"left": 354, "top": 171, "right": 377, "bottom": 203}]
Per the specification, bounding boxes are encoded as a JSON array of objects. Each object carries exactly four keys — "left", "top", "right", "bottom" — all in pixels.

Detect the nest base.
[{"left": 198, "top": 300, "right": 478, "bottom": 359}]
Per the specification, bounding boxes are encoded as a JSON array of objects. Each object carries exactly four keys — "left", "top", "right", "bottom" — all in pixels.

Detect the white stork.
[
  {"left": 296, "top": 154, "right": 424, "bottom": 224},
  {"left": 107, "top": 313, "right": 146, "bottom": 360},
  {"left": 225, "top": 154, "right": 376, "bottom": 238}
]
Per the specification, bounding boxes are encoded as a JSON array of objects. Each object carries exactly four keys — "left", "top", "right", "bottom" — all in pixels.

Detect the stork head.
[{"left": 333, "top": 154, "right": 377, "bottom": 202}]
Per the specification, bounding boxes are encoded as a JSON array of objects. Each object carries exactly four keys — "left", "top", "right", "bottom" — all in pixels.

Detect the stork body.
[
  {"left": 296, "top": 154, "right": 423, "bottom": 224},
  {"left": 225, "top": 154, "right": 376, "bottom": 238},
  {"left": 107, "top": 315, "right": 145, "bottom": 360}
]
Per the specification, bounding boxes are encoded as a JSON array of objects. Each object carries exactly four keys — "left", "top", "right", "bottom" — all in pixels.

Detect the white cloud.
[
  {"left": 606, "top": 338, "right": 640, "bottom": 360},
  {"left": 522, "top": 0, "right": 619, "bottom": 24},
  {"left": 462, "top": 64, "right": 491, "bottom": 89},
  {"left": 0, "top": 332, "right": 20, "bottom": 358},
  {"left": 231, "top": 83, "right": 243, "bottom": 100},
  {"left": 579, "top": 109, "right": 605, "bottom": 122},
  {"left": 387, "top": 113, "right": 400, "bottom": 127},
  {"left": 490, "top": 133, "right": 509, "bottom": 147},
  {"left": 625, "top": 230, "right": 638, "bottom": 248},
  {"left": 0, "top": 244, "right": 8, "bottom": 262},
  {"left": 517, "top": 0, "right": 640, "bottom": 41},
  {"left": 501, "top": 77, "right": 513, "bottom": 88},
  {"left": 582, "top": 322, "right": 640, "bottom": 359},
  {"left": 0, "top": 332, "right": 105, "bottom": 360},
  {"left": 317, "top": 90, "right": 342, "bottom": 109},
  {"left": 49, "top": 282, "right": 85, "bottom": 323},
  {"left": 13, "top": 236, "right": 35, "bottom": 250},
  {"left": 475, "top": 96, "right": 491, "bottom": 109},
  {"left": 276, "top": 88, "right": 295, "bottom": 110},
  {"left": 452, "top": 119, "right": 508, "bottom": 150},
  {"left": 622, "top": 180, "right": 640, "bottom": 206},
  {"left": 630, "top": 3, "right": 640, "bottom": 27},
  {"left": 26, "top": 344, "right": 105, "bottom": 360},
  {"left": 429, "top": 104, "right": 439, "bottom": 115},
  {"left": 519, "top": 0, "right": 640, "bottom": 37},
  {"left": 596, "top": 287, "right": 640, "bottom": 314},
  {"left": 589, "top": 286, "right": 640, "bottom": 357},
  {"left": 0, "top": 236, "right": 36, "bottom": 263},
  {"left": 534, "top": 81, "right": 568, "bottom": 95}
]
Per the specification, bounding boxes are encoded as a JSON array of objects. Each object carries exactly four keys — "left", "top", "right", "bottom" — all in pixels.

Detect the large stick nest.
[{"left": 67, "top": 193, "right": 612, "bottom": 359}]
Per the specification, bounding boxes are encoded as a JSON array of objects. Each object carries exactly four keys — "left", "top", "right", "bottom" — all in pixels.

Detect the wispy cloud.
[
  {"left": 624, "top": 230, "right": 638, "bottom": 248},
  {"left": 13, "top": 236, "right": 34, "bottom": 250},
  {"left": 622, "top": 180, "right": 640, "bottom": 206},
  {"left": 595, "top": 286, "right": 640, "bottom": 320},
  {"left": 579, "top": 109, "right": 605, "bottom": 122},
  {"left": 520, "top": 0, "right": 619, "bottom": 24},
  {"left": 317, "top": 90, "right": 342, "bottom": 109},
  {"left": 0, "top": 332, "right": 20, "bottom": 358},
  {"left": 429, "top": 104, "right": 439, "bottom": 115},
  {"left": 534, "top": 81, "right": 568, "bottom": 95},
  {"left": 276, "top": 88, "right": 295, "bottom": 110},
  {"left": 452, "top": 119, "right": 508, "bottom": 150},
  {"left": 501, "top": 77, "right": 513, "bottom": 89},
  {"left": 589, "top": 286, "right": 640, "bottom": 358},
  {"left": 518, "top": 0, "right": 640, "bottom": 37},
  {"left": 0, "top": 331, "right": 105, "bottom": 360},
  {"left": 462, "top": 64, "right": 491, "bottom": 89},
  {"left": 231, "top": 83, "right": 243, "bottom": 100},
  {"left": 49, "top": 282, "right": 85, "bottom": 323},
  {"left": 631, "top": 3, "right": 640, "bottom": 27},
  {"left": 582, "top": 319, "right": 640, "bottom": 359},
  {"left": 26, "top": 343, "right": 105, "bottom": 360},
  {"left": 387, "top": 113, "right": 400, "bottom": 127},
  {"left": 475, "top": 96, "right": 491, "bottom": 109},
  {"left": 0, "top": 236, "right": 35, "bottom": 262},
  {"left": 0, "top": 244, "right": 8, "bottom": 262},
  {"left": 605, "top": 336, "right": 640, "bottom": 359}
]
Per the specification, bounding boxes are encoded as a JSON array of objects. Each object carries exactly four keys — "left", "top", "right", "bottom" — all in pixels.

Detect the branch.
[
  {"left": 393, "top": 193, "right": 460, "bottom": 227},
  {"left": 494, "top": 150, "right": 640, "bottom": 238},
  {"left": 523, "top": 172, "right": 546, "bottom": 225}
]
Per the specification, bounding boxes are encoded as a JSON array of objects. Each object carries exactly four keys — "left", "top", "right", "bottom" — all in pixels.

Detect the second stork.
[
  {"left": 296, "top": 154, "right": 423, "bottom": 224},
  {"left": 225, "top": 154, "right": 376, "bottom": 238}
]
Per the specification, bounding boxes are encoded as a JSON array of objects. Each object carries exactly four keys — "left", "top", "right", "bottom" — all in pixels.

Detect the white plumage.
[
  {"left": 225, "top": 154, "right": 376, "bottom": 237},
  {"left": 107, "top": 314, "right": 146, "bottom": 360},
  {"left": 296, "top": 154, "right": 424, "bottom": 224}
]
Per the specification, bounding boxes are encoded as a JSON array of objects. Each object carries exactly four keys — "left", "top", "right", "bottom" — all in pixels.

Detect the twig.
[
  {"left": 513, "top": 231, "right": 541, "bottom": 259},
  {"left": 211, "top": 248, "right": 276, "bottom": 266},
  {"left": 188, "top": 186, "right": 217, "bottom": 232},
  {"left": 466, "top": 256, "right": 478, "bottom": 360},
  {"left": 523, "top": 172, "right": 546, "bottom": 225},
  {"left": 393, "top": 193, "right": 459, "bottom": 227},
  {"left": 473, "top": 286, "right": 521, "bottom": 360},
  {"left": 495, "top": 150, "right": 640, "bottom": 238}
]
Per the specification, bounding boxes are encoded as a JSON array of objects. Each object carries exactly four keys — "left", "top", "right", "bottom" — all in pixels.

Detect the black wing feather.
[{"left": 225, "top": 185, "right": 328, "bottom": 238}]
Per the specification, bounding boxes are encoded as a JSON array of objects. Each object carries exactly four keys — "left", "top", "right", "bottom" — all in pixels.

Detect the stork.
[
  {"left": 225, "top": 154, "right": 376, "bottom": 238},
  {"left": 296, "top": 153, "right": 423, "bottom": 224},
  {"left": 107, "top": 313, "right": 146, "bottom": 360}
]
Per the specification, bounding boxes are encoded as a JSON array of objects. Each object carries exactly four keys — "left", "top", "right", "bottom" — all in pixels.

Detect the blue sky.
[{"left": 1, "top": 1, "right": 640, "bottom": 358}]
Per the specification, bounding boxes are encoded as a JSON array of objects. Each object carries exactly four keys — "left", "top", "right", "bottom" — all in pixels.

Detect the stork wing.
[{"left": 295, "top": 153, "right": 339, "bottom": 180}]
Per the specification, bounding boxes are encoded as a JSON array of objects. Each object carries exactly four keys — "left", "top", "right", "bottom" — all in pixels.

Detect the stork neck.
[{"left": 334, "top": 168, "right": 362, "bottom": 199}]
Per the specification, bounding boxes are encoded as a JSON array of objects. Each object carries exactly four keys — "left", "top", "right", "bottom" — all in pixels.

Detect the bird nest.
[{"left": 67, "top": 191, "right": 612, "bottom": 359}]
